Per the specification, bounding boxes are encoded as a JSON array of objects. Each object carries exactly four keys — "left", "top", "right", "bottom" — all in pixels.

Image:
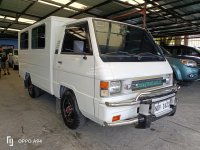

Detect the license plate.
[{"left": 152, "top": 100, "right": 171, "bottom": 116}]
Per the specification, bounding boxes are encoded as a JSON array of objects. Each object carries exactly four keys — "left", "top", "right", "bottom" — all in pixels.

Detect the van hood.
[{"left": 96, "top": 61, "right": 173, "bottom": 80}]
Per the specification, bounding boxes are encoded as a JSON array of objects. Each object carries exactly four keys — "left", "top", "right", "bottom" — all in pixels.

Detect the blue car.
[
  {"left": 161, "top": 47, "right": 199, "bottom": 83},
  {"left": 163, "top": 45, "right": 200, "bottom": 78}
]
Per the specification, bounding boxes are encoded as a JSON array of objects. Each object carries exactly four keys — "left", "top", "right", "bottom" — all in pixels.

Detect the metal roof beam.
[
  {"left": 0, "top": 8, "right": 41, "bottom": 19},
  {"left": 103, "top": 0, "right": 179, "bottom": 18},
  {"left": 0, "top": 21, "right": 29, "bottom": 26},
  {"left": 166, "top": 1, "right": 200, "bottom": 11},
  {"left": 69, "top": 0, "right": 113, "bottom": 18},
  {"left": 5, "top": 1, "right": 37, "bottom": 32},
  {"left": 41, "top": 0, "right": 77, "bottom": 19},
  {"left": 145, "top": 0, "right": 200, "bottom": 30},
  {"left": 153, "top": 30, "right": 200, "bottom": 37},
  {"left": 129, "top": 9, "right": 200, "bottom": 27}
]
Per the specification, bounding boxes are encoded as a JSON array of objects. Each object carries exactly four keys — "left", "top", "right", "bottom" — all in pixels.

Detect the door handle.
[{"left": 58, "top": 61, "right": 62, "bottom": 64}]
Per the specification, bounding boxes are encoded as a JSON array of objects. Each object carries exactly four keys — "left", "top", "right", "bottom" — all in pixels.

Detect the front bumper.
[{"left": 103, "top": 85, "right": 179, "bottom": 127}]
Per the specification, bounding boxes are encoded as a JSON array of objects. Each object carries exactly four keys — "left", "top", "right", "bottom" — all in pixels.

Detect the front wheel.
[
  {"left": 173, "top": 74, "right": 179, "bottom": 85},
  {"left": 61, "top": 90, "right": 86, "bottom": 129}
]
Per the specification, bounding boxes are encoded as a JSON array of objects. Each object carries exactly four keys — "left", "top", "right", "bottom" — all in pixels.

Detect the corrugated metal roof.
[{"left": 0, "top": 0, "right": 200, "bottom": 38}]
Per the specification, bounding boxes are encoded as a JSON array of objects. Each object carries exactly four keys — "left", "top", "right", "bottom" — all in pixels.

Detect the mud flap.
[{"left": 56, "top": 98, "right": 61, "bottom": 114}]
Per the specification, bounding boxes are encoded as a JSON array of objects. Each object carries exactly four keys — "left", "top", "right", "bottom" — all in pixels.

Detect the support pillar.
[
  {"left": 184, "top": 35, "right": 188, "bottom": 46},
  {"left": 175, "top": 36, "right": 181, "bottom": 45}
]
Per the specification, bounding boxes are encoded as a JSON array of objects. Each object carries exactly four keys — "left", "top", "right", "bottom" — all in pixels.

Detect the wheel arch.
[
  {"left": 60, "top": 85, "right": 76, "bottom": 100},
  {"left": 171, "top": 65, "right": 182, "bottom": 81}
]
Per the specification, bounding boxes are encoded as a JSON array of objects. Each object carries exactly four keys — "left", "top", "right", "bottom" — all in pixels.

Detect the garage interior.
[{"left": 0, "top": 0, "right": 200, "bottom": 149}]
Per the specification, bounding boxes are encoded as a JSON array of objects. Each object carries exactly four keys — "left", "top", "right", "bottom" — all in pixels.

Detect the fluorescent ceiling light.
[
  {"left": 151, "top": 9, "right": 160, "bottom": 12},
  {"left": 5, "top": 17, "right": 16, "bottom": 21},
  {"left": 147, "top": 4, "right": 153, "bottom": 7},
  {"left": 119, "top": 0, "right": 144, "bottom": 5},
  {"left": 135, "top": 0, "right": 144, "bottom": 4},
  {"left": 69, "top": 2, "right": 87, "bottom": 9},
  {"left": 18, "top": 17, "right": 36, "bottom": 24},
  {"left": 135, "top": 8, "right": 141, "bottom": 11},
  {"left": 7, "top": 28, "right": 20, "bottom": 32},
  {"left": 38, "top": 0, "right": 61, "bottom": 7},
  {"left": 64, "top": 7, "right": 78, "bottom": 12},
  {"left": 0, "top": 15, "right": 5, "bottom": 19},
  {"left": 51, "top": 0, "right": 71, "bottom": 5},
  {"left": 0, "top": 27, "right": 4, "bottom": 30},
  {"left": 119, "top": 0, "right": 137, "bottom": 5}
]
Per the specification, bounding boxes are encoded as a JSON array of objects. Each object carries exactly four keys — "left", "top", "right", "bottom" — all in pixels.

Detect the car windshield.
[
  {"left": 93, "top": 19, "right": 165, "bottom": 62},
  {"left": 195, "top": 47, "right": 200, "bottom": 54},
  {"left": 160, "top": 47, "right": 172, "bottom": 56}
]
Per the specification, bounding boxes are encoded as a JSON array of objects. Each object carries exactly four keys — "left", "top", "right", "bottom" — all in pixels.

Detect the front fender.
[{"left": 171, "top": 65, "right": 182, "bottom": 81}]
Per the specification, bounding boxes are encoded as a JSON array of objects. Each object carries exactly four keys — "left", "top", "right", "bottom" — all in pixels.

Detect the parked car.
[
  {"left": 160, "top": 47, "right": 199, "bottom": 84},
  {"left": 9, "top": 49, "right": 18, "bottom": 70},
  {"left": 163, "top": 45, "right": 200, "bottom": 79}
]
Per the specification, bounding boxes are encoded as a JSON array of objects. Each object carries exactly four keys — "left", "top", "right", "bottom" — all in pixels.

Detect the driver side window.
[{"left": 61, "top": 22, "right": 92, "bottom": 54}]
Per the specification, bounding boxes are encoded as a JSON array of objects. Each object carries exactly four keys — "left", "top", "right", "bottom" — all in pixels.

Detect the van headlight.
[
  {"left": 110, "top": 81, "right": 121, "bottom": 94},
  {"left": 100, "top": 81, "right": 121, "bottom": 97},
  {"left": 180, "top": 59, "right": 197, "bottom": 67}
]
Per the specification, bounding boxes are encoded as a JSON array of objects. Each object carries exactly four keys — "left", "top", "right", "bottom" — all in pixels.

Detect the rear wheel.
[
  {"left": 61, "top": 90, "right": 86, "bottom": 129},
  {"left": 27, "top": 78, "right": 41, "bottom": 98}
]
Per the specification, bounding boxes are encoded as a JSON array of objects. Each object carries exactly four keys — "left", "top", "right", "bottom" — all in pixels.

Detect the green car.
[{"left": 161, "top": 47, "right": 199, "bottom": 83}]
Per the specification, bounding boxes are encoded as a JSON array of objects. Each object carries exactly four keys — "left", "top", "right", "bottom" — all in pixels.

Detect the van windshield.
[{"left": 93, "top": 19, "right": 165, "bottom": 62}]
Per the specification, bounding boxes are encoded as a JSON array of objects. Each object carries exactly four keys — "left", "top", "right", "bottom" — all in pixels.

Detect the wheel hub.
[{"left": 66, "top": 105, "right": 73, "bottom": 114}]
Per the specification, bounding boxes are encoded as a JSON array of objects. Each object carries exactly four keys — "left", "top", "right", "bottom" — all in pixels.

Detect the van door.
[{"left": 55, "top": 22, "right": 95, "bottom": 116}]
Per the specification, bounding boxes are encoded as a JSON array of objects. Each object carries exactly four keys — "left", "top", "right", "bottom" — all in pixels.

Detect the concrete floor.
[{"left": 0, "top": 70, "right": 200, "bottom": 150}]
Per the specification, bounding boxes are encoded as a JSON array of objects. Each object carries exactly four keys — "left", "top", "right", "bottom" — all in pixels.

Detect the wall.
[{"left": 0, "top": 38, "right": 18, "bottom": 49}]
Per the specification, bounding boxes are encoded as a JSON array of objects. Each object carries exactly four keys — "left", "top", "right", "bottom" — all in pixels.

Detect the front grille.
[{"left": 132, "top": 78, "right": 164, "bottom": 91}]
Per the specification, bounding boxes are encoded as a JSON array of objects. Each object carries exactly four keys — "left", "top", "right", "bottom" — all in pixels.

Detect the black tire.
[
  {"left": 173, "top": 74, "right": 179, "bottom": 85},
  {"left": 27, "top": 78, "right": 41, "bottom": 98},
  {"left": 169, "top": 105, "right": 177, "bottom": 116},
  {"left": 61, "top": 90, "right": 86, "bottom": 129},
  {"left": 178, "top": 81, "right": 193, "bottom": 86}
]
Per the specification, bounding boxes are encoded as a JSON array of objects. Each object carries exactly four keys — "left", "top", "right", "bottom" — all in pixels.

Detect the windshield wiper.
[
  {"left": 131, "top": 52, "right": 164, "bottom": 60},
  {"left": 102, "top": 51, "right": 130, "bottom": 56}
]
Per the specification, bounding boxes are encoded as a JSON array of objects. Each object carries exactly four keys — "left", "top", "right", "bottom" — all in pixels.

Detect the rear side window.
[
  {"left": 20, "top": 31, "right": 28, "bottom": 49},
  {"left": 32, "top": 24, "right": 45, "bottom": 49}
]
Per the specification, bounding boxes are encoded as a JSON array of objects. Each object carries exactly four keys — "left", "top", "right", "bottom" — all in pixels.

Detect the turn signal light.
[
  {"left": 100, "top": 81, "right": 109, "bottom": 89},
  {"left": 112, "top": 115, "right": 121, "bottom": 122}
]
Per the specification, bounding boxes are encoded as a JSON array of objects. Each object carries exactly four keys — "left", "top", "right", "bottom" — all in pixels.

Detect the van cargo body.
[{"left": 19, "top": 16, "right": 178, "bottom": 129}]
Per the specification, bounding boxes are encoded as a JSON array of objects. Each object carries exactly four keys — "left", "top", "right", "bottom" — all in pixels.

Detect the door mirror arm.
[{"left": 82, "top": 52, "right": 87, "bottom": 60}]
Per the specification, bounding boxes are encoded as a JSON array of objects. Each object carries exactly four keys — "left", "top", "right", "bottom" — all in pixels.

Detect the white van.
[{"left": 19, "top": 16, "right": 179, "bottom": 129}]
